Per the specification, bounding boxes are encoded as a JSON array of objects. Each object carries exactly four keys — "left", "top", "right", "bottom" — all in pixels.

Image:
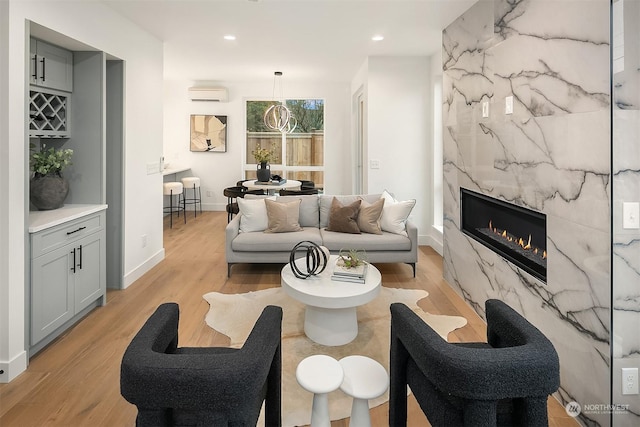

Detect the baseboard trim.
[
  {"left": 424, "top": 225, "right": 443, "bottom": 256},
  {"left": 0, "top": 350, "right": 27, "bottom": 383},
  {"left": 201, "top": 203, "right": 225, "bottom": 211},
  {"left": 123, "top": 248, "right": 165, "bottom": 289}
]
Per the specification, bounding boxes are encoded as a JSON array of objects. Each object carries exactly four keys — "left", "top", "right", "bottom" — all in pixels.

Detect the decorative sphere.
[{"left": 289, "top": 241, "right": 329, "bottom": 279}]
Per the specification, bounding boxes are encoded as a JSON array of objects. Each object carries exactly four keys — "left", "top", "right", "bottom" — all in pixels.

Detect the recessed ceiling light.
[
  {"left": 372, "top": 35, "right": 384, "bottom": 41},
  {"left": 224, "top": 35, "right": 236, "bottom": 41}
]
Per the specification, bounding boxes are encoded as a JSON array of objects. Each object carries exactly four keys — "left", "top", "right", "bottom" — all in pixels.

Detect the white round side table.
[
  {"left": 339, "top": 355, "right": 389, "bottom": 427},
  {"left": 296, "top": 354, "right": 344, "bottom": 427}
]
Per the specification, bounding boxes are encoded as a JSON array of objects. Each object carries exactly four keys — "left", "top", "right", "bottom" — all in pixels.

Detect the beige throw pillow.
[
  {"left": 357, "top": 198, "right": 385, "bottom": 234},
  {"left": 264, "top": 199, "right": 303, "bottom": 233},
  {"left": 326, "top": 197, "right": 361, "bottom": 234}
]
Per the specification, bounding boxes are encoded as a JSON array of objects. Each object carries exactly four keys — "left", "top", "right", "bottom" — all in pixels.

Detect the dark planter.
[
  {"left": 30, "top": 172, "right": 69, "bottom": 210},
  {"left": 257, "top": 162, "right": 271, "bottom": 182}
]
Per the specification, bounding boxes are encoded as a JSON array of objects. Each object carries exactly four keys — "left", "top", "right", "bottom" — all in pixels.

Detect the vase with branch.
[{"left": 252, "top": 143, "right": 276, "bottom": 182}]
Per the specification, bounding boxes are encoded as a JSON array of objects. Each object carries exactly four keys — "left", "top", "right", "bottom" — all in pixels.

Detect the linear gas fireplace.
[{"left": 460, "top": 188, "right": 547, "bottom": 282}]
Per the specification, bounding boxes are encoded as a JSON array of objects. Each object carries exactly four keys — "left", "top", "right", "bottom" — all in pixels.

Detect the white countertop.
[
  {"left": 29, "top": 204, "right": 108, "bottom": 233},
  {"left": 162, "top": 166, "right": 191, "bottom": 176}
]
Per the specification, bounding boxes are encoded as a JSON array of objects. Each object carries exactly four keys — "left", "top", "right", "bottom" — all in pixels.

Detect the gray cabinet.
[
  {"left": 30, "top": 38, "right": 73, "bottom": 92},
  {"left": 30, "top": 211, "right": 106, "bottom": 349}
]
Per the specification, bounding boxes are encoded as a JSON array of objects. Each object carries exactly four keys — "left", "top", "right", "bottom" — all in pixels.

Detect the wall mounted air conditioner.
[{"left": 188, "top": 87, "right": 228, "bottom": 102}]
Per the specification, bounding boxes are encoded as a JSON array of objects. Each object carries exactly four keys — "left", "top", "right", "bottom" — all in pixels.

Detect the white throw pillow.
[
  {"left": 238, "top": 197, "right": 276, "bottom": 232},
  {"left": 380, "top": 190, "right": 415, "bottom": 236}
]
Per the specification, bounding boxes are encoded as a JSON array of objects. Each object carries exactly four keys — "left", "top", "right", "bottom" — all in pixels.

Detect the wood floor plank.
[{"left": 0, "top": 211, "right": 577, "bottom": 427}]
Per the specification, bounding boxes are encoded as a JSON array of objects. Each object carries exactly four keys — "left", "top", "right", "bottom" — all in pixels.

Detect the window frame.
[{"left": 244, "top": 98, "right": 325, "bottom": 188}]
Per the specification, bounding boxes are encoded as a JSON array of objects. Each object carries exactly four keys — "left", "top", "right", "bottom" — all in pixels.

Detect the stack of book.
[
  {"left": 254, "top": 178, "right": 287, "bottom": 185},
  {"left": 331, "top": 259, "right": 368, "bottom": 283}
]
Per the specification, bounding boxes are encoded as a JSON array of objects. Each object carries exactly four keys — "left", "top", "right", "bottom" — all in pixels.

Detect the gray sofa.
[{"left": 225, "top": 193, "right": 417, "bottom": 277}]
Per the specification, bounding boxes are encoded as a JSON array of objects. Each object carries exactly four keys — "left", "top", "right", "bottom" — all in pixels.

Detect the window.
[{"left": 245, "top": 100, "right": 324, "bottom": 190}]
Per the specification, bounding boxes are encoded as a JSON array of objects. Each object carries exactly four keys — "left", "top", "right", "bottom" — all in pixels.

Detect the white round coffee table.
[{"left": 281, "top": 255, "right": 382, "bottom": 346}]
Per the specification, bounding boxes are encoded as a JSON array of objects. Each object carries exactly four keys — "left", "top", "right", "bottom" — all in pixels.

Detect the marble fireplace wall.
[
  {"left": 442, "top": 1, "right": 614, "bottom": 426},
  {"left": 612, "top": 0, "right": 640, "bottom": 425}
]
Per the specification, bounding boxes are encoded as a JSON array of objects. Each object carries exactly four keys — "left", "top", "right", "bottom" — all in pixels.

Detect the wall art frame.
[{"left": 190, "top": 114, "right": 227, "bottom": 152}]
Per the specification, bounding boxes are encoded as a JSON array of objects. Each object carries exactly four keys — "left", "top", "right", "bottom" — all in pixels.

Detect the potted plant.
[
  {"left": 338, "top": 248, "right": 366, "bottom": 269},
  {"left": 29, "top": 143, "right": 74, "bottom": 210},
  {"left": 252, "top": 143, "right": 276, "bottom": 182}
]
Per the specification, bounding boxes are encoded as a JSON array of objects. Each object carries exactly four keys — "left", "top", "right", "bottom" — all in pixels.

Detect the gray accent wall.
[{"left": 441, "top": 0, "right": 637, "bottom": 425}]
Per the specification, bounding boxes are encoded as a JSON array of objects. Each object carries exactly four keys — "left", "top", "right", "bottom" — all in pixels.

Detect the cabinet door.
[
  {"left": 31, "top": 246, "right": 75, "bottom": 345},
  {"left": 34, "top": 40, "right": 73, "bottom": 92},
  {"left": 74, "top": 231, "right": 106, "bottom": 310}
]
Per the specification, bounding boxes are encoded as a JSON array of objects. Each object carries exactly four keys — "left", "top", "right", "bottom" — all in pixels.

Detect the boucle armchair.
[
  {"left": 389, "top": 299, "right": 559, "bottom": 427},
  {"left": 120, "top": 303, "right": 283, "bottom": 426}
]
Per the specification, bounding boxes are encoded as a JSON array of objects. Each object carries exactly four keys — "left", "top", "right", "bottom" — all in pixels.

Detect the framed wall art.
[{"left": 190, "top": 115, "right": 227, "bottom": 152}]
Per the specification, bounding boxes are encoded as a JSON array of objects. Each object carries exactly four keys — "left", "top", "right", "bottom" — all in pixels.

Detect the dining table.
[{"left": 242, "top": 179, "right": 301, "bottom": 195}]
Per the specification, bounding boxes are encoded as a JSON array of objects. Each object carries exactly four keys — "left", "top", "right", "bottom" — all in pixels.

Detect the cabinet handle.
[
  {"left": 70, "top": 248, "right": 76, "bottom": 273},
  {"left": 66, "top": 226, "right": 86, "bottom": 236},
  {"left": 32, "top": 54, "right": 38, "bottom": 80},
  {"left": 78, "top": 245, "right": 83, "bottom": 270},
  {"left": 40, "top": 57, "right": 46, "bottom": 82}
]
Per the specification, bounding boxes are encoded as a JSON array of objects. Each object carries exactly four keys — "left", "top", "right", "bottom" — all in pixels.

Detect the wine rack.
[{"left": 29, "top": 89, "right": 69, "bottom": 138}]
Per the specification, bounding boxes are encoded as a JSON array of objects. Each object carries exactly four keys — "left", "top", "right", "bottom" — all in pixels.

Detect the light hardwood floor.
[{"left": 0, "top": 211, "right": 578, "bottom": 426}]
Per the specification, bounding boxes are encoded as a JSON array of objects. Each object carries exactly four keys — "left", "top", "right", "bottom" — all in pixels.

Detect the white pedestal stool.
[
  {"left": 181, "top": 176, "right": 202, "bottom": 217},
  {"left": 339, "top": 355, "right": 389, "bottom": 427},
  {"left": 296, "top": 354, "right": 344, "bottom": 427},
  {"left": 163, "top": 182, "right": 185, "bottom": 228}
]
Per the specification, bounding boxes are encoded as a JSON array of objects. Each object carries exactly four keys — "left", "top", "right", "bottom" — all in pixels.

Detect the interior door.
[{"left": 354, "top": 89, "right": 365, "bottom": 194}]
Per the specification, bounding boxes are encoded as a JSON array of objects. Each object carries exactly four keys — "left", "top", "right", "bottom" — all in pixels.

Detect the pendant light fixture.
[{"left": 263, "top": 71, "right": 297, "bottom": 133}]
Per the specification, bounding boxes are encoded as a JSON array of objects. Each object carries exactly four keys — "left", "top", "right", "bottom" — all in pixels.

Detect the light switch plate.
[
  {"left": 505, "top": 96, "right": 514, "bottom": 115},
  {"left": 622, "top": 367, "right": 639, "bottom": 395},
  {"left": 482, "top": 101, "right": 489, "bottom": 118},
  {"left": 623, "top": 202, "right": 640, "bottom": 229},
  {"left": 370, "top": 159, "right": 380, "bottom": 169},
  {"left": 146, "top": 162, "right": 159, "bottom": 175}
]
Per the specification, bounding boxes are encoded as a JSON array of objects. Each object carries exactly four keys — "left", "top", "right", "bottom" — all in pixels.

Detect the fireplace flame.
[{"left": 488, "top": 220, "right": 545, "bottom": 259}]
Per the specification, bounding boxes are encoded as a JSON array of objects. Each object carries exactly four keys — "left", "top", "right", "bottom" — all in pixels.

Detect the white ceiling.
[{"left": 103, "top": 0, "right": 477, "bottom": 83}]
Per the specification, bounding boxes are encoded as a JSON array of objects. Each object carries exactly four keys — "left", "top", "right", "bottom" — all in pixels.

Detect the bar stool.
[
  {"left": 163, "top": 182, "right": 185, "bottom": 228},
  {"left": 181, "top": 176, "right": 202, "bottom": 218}
]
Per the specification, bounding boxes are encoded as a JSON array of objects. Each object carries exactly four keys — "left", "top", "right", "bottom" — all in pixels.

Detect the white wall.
[
  {"left": 0, "top": 0, "right": 164, "bottom": 382},
  {"left": 163, "top": 80, "right": 352, "bottom": 205},
  {"left": 354, "top": 56, "right": 433, "bottom": 245},
  {"left": 429, "top": 51, "right": 444, "bottom": 254}
]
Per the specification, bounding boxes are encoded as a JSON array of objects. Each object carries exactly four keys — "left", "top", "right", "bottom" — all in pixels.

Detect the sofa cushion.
[
  {"left": 326, "top": 198, "right": 361, "bottom": 234},
  {"left": 320, "top": 194, "right": 381, "bottom": 228},
  {"left": 357, "top": 198, "right": 385, "bottom": 235},
  {"left": 276, "top": 195, "right": 319, "bottom": 227},
  {"left": 380, "top": 190, "right": 415, "bottom": 237},
  {"left": 232, "top": 227, "right": 322, "bottom": 252},
  {"left": 265, "top": 199, "right": 303, "bottom": 233},
  {"left": 320, "top": 229, "right": 412, "bottom": 251},
  {"left": 238, "top": 196, "right": 276, "bottom": 232}
]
